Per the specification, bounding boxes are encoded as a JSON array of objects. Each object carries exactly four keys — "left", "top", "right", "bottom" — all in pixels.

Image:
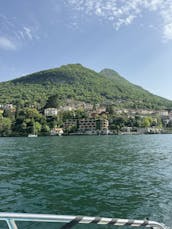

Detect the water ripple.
[{"left": 0, "top": 135, "right": 172, "bottom": 228}]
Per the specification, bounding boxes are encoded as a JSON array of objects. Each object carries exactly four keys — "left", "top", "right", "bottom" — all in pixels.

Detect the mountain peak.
[
  {"left": 100, "top": 68, "right": 120, "bottom": 76},
  {"left": 11, "top": 63, "right": 94, "bottom": 84},
  {"left": 100, "top": 68, "right": 130, "bottom": 83},
  {"left": 1, "top": 64, "right": 172, "bottom": 110}
]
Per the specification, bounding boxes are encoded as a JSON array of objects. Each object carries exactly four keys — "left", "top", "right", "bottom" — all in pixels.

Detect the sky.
[{"left": 0, "top": 0, "right": 172, "bottom": 99}]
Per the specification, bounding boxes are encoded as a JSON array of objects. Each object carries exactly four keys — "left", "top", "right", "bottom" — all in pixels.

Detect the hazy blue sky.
[{"left": 0, "top": 0, "right": 172, "bottom": 99}]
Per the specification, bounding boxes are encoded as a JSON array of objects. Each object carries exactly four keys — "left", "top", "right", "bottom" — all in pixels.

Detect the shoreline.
[{"left": 1, "top": 131, "right": 172, "bottom": 137}]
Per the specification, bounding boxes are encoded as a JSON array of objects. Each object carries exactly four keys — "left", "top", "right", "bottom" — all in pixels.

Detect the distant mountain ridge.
[
  {"left": 100, "top": 68, "right": 128, "bottom": 82},
  {"left": 0, "top": 63, "right": 172, "bottom": 110},
  {"left": 99, "top": 68, "right": 148, "bottom": 93}
]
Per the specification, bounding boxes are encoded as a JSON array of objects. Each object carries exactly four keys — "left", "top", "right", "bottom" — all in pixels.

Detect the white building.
[
  {"left": 4, "top": 104, "right": 14, "bottom": 110},
  {"left": 44, "top": 108, "right": 58, "bottom": 116}
]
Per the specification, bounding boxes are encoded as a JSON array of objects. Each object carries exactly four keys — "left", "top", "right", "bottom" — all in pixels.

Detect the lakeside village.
[{"left": 1, "top": 101, "right": 172, "bottom": 137}]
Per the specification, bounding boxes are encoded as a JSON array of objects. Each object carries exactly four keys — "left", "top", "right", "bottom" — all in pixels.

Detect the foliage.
[
  {"left": 45, "top": 94, "right": 63, "bottom": 108},
  {"left": 141, "top": 116, "right": 153, "bottom": 127},
  {"left": 0, "top": 64, "right": 172, "bottom": 110},
  {"left": 0, "top": 115, "right": 12, "bottom": 136}
]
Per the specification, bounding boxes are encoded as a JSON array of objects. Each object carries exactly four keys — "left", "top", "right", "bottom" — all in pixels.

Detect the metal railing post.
[
  {"left": 0, "top": 212, "right": 169, "bottom": 229},
  {"left": 6, "top": 219, "right": 18, "bottom": 229}
]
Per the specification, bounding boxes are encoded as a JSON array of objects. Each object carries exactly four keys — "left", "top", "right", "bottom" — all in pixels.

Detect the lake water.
[{"left": 0, "top": 135, "right": 172, "bottom": 228}]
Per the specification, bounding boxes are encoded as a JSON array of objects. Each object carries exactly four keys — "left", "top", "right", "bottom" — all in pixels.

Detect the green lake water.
[{"left": 0, "top": 135, "right": 172, "bottom": 228}]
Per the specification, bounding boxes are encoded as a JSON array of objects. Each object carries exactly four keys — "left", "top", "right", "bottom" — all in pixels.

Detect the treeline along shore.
[{"left": 0, "top": 102, "right": 172, "bottom": 137}]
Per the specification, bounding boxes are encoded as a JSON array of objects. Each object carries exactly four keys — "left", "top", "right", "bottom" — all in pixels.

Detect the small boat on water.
[
  {"left": 0, "top": 212, "right": 168, "bottom": 229},
  {"left": 28, "top": 134, "right": 38, "bottom": 137},
  {"left": 28, "top": 122, "right": 38, "bottom": 137}
]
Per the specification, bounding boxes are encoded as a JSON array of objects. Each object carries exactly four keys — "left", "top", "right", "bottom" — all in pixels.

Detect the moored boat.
[{"left": 28, "top": 134, "right": 38, "bottom": 137}]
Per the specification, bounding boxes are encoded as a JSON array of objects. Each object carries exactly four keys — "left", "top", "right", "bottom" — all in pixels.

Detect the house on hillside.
[
  {"left": 96, "top": 106, "right": 106, "bottom": 113},
  {"left": 58, "top": 105, "right": 73, "bottom": 112},
  {"left": 44, "top": 108, "right": 58, "bottom": 116},
  {"left": 3, "top": 104, "right": 16, "bottom": 113},
  {"left": 154, "top": 110, "right": 169, "bottom": 117},
  {"left": 4, "top": 104, "right": 14, "bottom": 110},
  {"left": 137, "top": 109, "right": 154, "bottom": 115}
]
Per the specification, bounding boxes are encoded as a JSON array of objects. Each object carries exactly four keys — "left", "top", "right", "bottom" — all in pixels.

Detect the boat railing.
[{"left": 0, "top": 212, "right": 169, "bottom": 229}]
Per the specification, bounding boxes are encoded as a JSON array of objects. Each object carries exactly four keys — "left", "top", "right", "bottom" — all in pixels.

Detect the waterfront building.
[
  {"left": 50, "top": 128, "right": 63, "bottom": 136},
  {"left": 78, "top": 119, "right": 97, "bottom": 132},
  {"left": 78, "top": 118, "right": 109, "bottom": 134},
  {"left": 63, "top": 118, "right": 109, "bottom": 134},
  {"left": 63, "top": 119, "right": 78, "bottom": 130}
]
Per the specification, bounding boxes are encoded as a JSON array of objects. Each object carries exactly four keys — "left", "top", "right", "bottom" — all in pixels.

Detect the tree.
[
  {"left": 61, "top": 110, "right": 76, "bottom": 121},
  {"left": 110, "top": 116, "right": 126, "bottom": 133},
  {"left": 141, "top": 116, "right": 153, "bottom": 128},
  {"left": 45, "top": 94, "right": 63, "bottom": 108},
  {"left": 41, "top": 124, "right": 50, "bottom": 134},
  {"left": 3, "top": 109, "right": 15, "bottom": 120},
  {"left": 24, "top": 108, "right": 42, "bottom": 120},
  {"left": 35, "top": 121, "right": 42, "bottom": 134},
  {"left": 134, "top": 115, "right": 142, "bottom": 127},
  {"left": 106, "top": 105, "right": 114, "bottom": 115},
  {"left": 74, "top": 109, "right": 88, "bottom": 119},
  {"left": 0, "top": 115, "right": 12, "bottom": 136},
  {"left": 64, "top": 125, "right": 77, "bottom": 134}
]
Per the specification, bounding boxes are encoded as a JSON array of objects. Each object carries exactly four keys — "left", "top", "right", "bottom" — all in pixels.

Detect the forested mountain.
[{"left": 0, "top": 63, "right": 171, "bottom": 109}]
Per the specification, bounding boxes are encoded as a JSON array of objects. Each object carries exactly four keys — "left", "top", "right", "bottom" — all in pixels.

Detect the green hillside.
[{"left": 0, "top": 63, "right": 171, "bottom": 109}]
